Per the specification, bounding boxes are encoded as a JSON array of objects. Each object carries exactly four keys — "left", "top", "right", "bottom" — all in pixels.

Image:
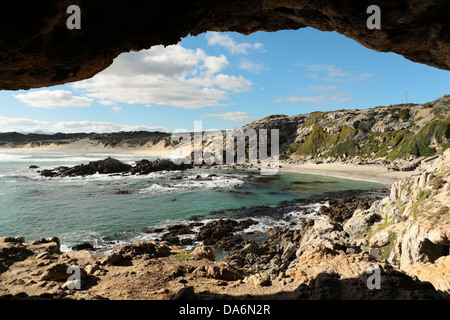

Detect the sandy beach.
[
  {"left": 0, "top": 140, "right": 175, "bottom": 157},
  {"left": 280, "top": 162, "right": 417, "bottom": 185}
]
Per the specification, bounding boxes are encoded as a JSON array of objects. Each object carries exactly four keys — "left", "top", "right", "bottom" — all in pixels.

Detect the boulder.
[
  {"left": 102, "top": 241, "right": 171, "bottom": 265},
  {"left": 281, "top": 242, "right": 297, "bottom": 261},
  {"left": 190, "top": 246, "right": 215, "bottom": 261},
  {"left": 31, "top": 237, "right": 61, "bottom": 254},
  {"left": 213, "top": 235, "right": 243, "bottom": 251},
  {"left": 60, "top": 157, "right": 131, "bottom": 177},
  {"left": 130, "top": 158, "right": 192, "bottom": 175},
  {"left": 40, "top": 263, "right": 87, "bottom": 282},
  {"left": 71, "top": 242, "right": 95, "bottom": 251},
  {"left": 369, "top": 231, "right": 391, "bottom": 248},
  {"left": 245, "top": 273, "right": 271, "bottom": 287},
  {"left": 39, "top": 157, "right": 192, "bottom": 178},
  {"left": 195, "top": 219, "right": 237, "bottom": 245},
  {"left": 343, "top": 202, "right": 381, "bottom": 239},
  {"left": 206, "top": 263, "right": 241, "bottom": 281},
  {"left": 161, "top": 233, "right": 180, "bottom": 245}
]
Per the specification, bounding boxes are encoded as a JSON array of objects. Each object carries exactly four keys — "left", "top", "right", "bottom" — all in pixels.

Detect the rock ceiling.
[{"left": 1, "top": 0, "right": 449, "bottom": 90}]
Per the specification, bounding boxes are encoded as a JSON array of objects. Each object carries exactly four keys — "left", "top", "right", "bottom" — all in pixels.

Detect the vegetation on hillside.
[{"left": 288, "top": 118, "right": 450, "bottom": 160}]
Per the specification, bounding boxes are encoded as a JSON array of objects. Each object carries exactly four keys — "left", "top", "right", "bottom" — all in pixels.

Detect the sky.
[{"left": 1, "top": 27, "right": 449, "bottom": 133}]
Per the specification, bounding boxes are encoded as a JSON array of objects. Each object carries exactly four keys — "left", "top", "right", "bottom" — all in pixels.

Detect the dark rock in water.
[
  {"left": 72, "top": 242, "right": 95, "bottom": 251},
  {"left": 29, "top": 165, "right": 39, "bottom": 169},
  {"left": 141, "top": 227, "right": 153, "bottom": 234},
  {"left": 236, "top": 218, "right": 258, "bottom": 230},
  {"left": 102, "top": 241, "right": 171, "bottom": 265},
  {"left": 40, "top": 166, "right": 70, "bottom": 177},
  {"left": 115, "top": 190, "right": 133, "bottom": 195},
  {"left": 39, "top": 169, "right": 58, "bottom": 177},
  {"left": 195, "top": 218, "right": 257, "bottom": 248},
  {"left": 39, "top": 157, "right": 131, "bottom": 177},
  {"left": 291, "top": 180, "right": 337, "bottom": 185},
  {"left": 180, "top": 238, "right": 194, "bottom": 246},
  {"left": 161, "top": 233, "right": 180, "bottom": 245},
  {"left": 65, "top": 157, "right": 131, "bottom": 176},
  {"left": 195, "top": 219, "right": 238, "bottom": 245},
  {"left": 130, "top": 158, "right": 192, "bottom": 175},
  {"left": 167, "top": 224, "right": 195, "bottom": 236},
  {"left": 39, "top": 157, "right": 192, "bottom": 177},
  {"left": 188, "top": 222, "right": 204, "bottom": 228},
  {"left": 213, "top": 235, "right": 243, "bottom": 251}
]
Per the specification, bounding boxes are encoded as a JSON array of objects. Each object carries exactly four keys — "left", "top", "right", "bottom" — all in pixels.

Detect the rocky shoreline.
[
  {"left": 1, "top": 150, "right": 449, "bottom": 300},
  {"left": 1, "top": 183, "right": 448, "bottom": 300}
]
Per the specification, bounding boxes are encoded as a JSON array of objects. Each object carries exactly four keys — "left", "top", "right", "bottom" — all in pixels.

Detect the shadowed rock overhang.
[{"left": 1, "top": 0, "right": 449, "bottom": 90}]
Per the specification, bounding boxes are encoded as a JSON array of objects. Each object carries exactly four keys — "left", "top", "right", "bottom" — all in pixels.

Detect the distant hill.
[
  {"left": 1, "top": 95, "right": 449, "bottom": 163},
  {"left": 0, "top": 131, "right": 172, "bottom": 149},
  {"left": 239, "top": 95, "right": 450, "bottom": 161}
]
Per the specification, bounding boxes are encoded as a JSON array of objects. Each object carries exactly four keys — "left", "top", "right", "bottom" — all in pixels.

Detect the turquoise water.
[{"left": 0, "top": 151, "right": 385, "bottom": 252}]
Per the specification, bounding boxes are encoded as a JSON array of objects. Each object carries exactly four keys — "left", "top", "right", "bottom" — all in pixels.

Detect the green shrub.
[
  {"left": 326, "top": 140, "right": 359, "bottom": 157},
  {"left": 398, "top": 108, "right": 410, "bottom": 120},
  {"left": 437, "top": 206, "right": 449, "bottom": 216},
  {"left": 264, "top": 114, "right": 287, "bottom": 120},
  {"left": 392, "top": 121, "right": 450, "bottom": 157},
  {"left": 291, "top": 125, "right": 359, "bottom": 156},
  {"left": 358, "top": 120, "right": 374, "bottom": 133},
  {"left": 303, "top": 111, "right": 326, "bottom": 127},
  {"left": 172, "top": 252, "right": 194, "bottom": 261},
  {"left": 430, "top": 176, "right": 446, "bottom": 190},
  {"left": 379, "top": 231, "right": 396, "bottom": 260},
  {"left": 442, "top": 142, "right": 450, "bottom": 152}
]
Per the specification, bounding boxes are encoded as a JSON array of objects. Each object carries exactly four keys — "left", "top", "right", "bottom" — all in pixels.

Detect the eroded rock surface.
[{"left": 1, "top": 1, "right": 449, "bottom": 90}]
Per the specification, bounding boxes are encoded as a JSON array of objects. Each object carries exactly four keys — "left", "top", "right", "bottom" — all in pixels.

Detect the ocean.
[{"left": 0, "top": 151, "right": 385, "bottom": 253}]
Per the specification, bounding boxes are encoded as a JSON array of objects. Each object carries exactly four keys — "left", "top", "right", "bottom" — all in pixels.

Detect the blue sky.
[{"left": 1, "top": 27, "right": 449, "bottom": 133}]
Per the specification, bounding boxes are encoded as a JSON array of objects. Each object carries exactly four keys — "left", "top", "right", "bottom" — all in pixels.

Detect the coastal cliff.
[
  {"left": 0, "top": 96, "right": 449, "bottom": 300},
  {"left": 241, "top": 95, "right": 450, "bottom": 168},
  {"left": 1, "top": 95, "right": 449, "bottom": 170}
]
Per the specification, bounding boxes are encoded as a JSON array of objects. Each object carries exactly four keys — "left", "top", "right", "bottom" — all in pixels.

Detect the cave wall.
[{"left": 0, "top": 0, "right": 449, "bottom": 90}]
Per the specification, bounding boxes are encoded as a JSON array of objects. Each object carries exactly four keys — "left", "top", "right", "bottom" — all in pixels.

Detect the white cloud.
[
  {"left": 72, "top": 44, "right": 252, "bottom": 109},
  {"left": 99, "top": 100, "right": 116, "bottom": 106},
  {"left": 112, "top": 106, "right": 122, "bottom": 112},
  {"left": 272, "top": 89, "right": 354, "bottom": 105},
  {"left": 204, "top": 111, "right": 257, "bottom": 122},
  {"left": 295, "top": 63, "right": 372, "bottom": 83},
  {"left": 206, "top": 32, "right": 264, "bottom": 55},
  {"left": 238, "top": 58, "right": 269, "bottom": 73},
  {"left": 298, "top": 85, "right": 339, "bottom": 92},
  {"left": 14, "top": 90, "right": 93, "bottom": 108},
  {"left": 51, "top": 121, "right": 168, "bottom": 133},
  {"left": 0, "top": 115, "right": 167, "bottom": 133},
  {"left": 0, "top": 115, "right": 50, "bottom": 132}
]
